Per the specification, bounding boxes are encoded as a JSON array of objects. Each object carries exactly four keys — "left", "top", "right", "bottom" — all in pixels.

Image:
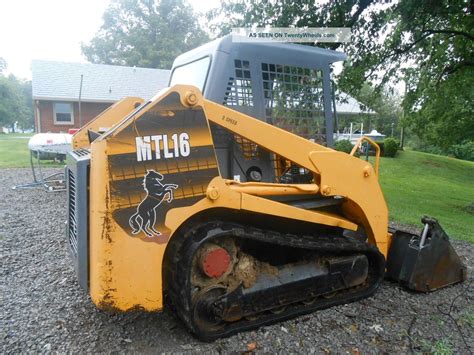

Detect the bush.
[
  {"left": 450, "top": 141, "right": 474, "bottom": 162},
  {"left": 334, "top": 139, "right": 354, "bottom": 154},
  {"left": 406, "top": 135, "right": 445, "bottom": 155},
  {"left": 384, "top": 138, "right": 398, "bottom": 157}
]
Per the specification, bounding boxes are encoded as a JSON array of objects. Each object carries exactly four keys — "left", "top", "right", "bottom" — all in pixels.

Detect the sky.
[{"left": 0, "top": 0, "right": 220, "bottom": 80}]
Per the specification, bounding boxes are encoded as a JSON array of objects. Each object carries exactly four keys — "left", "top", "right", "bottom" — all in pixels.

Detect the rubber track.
[{"left": 167, "top": 221, "right": 385, "bottom": 341}]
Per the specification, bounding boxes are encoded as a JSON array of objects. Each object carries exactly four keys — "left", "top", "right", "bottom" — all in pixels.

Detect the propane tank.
[{"left": 28, "top": 133, "right": 72, "bottom": 161}]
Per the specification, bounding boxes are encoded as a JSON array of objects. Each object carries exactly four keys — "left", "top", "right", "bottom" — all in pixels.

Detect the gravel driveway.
[{"left": 1, "top": 168, "right": 472, "bottom": 353}]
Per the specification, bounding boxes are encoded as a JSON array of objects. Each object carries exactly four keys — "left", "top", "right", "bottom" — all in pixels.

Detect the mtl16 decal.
[{"left": 135, "top": 133, "right": 190, "bottom": 162}]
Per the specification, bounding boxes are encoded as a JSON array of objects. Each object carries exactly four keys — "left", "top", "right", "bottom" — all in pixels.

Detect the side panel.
[{"left": 89, "top": 91, "right": 219, "bottom": 311}]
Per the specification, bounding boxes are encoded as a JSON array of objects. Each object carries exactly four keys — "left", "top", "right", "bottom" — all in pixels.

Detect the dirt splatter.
[
  {"left": 234, "top": 253, "right": 258, "bottom": 288},
  {"left": 231, "top": 252, "right": 279, "bottom": 288}
]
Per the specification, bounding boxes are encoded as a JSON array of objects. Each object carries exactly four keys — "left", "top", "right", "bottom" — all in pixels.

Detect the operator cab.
[{"left": 169, "top": 34, "right": 346, "bottom": 183}]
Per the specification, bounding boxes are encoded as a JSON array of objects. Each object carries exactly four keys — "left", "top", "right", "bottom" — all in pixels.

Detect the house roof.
[
  {"left": 31, "top": 60, "right": 170, "bottom": 103},
  {"left": 336, "top": 91, "right": 376, "bottom": 115}
]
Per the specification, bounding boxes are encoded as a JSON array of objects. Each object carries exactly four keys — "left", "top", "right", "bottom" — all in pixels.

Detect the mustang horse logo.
[{"left": 129, "top": 170, "right": 178, "bottom": 238}]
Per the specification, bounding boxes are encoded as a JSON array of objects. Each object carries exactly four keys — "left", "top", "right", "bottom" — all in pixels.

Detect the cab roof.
[{"left": 173, "top": 34, "right": 346, "bottom": 68}]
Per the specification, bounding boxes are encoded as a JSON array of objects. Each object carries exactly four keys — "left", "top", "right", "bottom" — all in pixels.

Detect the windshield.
[{"left": 169, "top": 57, "right": 210, "bottom": 91}]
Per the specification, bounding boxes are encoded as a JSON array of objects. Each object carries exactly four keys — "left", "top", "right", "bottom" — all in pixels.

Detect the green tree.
[
  {"left": 18, "top": 79, "right": 34, "bottom": 131},
  {"left": 82, "top": 0, "right": 209, "bottom": 69},
  {"left": 209, "top": 0, "right": 474, "bottom": 151},
  {"left": 0, "top": 59, "right": 34, "bottom": 131}
]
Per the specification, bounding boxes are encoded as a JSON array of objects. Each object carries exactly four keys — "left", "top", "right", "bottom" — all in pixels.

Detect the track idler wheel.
[{"left": 193, "top": 286, "right": 227, "bottom": 333}]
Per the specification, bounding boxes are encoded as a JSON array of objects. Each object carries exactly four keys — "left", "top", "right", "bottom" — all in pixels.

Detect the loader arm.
[
  {"left": 72, "top": 97, "right": 144, "bottom": 150},
  {"left": 200, "top": 92, "right": 389, "bottom": 256}
]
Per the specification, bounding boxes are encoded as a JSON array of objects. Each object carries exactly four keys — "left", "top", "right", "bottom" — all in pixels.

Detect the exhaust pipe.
[{"left": 386, "top": 217, "right": 467, "bottom": 292}]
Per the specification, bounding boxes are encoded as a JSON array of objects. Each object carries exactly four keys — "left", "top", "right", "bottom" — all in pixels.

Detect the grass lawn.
[
  {"left": 0, "top": 133, "right": 63, "bottom": 168},
  {"left": 378, "top": 150, "right": 474, "bottom": 242}
]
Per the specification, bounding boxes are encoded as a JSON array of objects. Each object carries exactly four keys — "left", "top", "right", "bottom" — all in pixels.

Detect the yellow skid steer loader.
[{"left": 65, "top": 36, "right": 466, "bottom": 340}]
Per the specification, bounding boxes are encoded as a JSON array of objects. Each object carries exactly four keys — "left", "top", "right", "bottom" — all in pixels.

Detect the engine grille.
[
  {"left": 66, "top": 149, "right": 90, "bottom": 291},
  {"left": 68, "top": 169, "right": 78, "bottom": 255}
]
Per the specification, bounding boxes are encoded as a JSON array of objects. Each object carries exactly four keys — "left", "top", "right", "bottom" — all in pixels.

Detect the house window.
[{"left": 54, "top": 102, "right": 74, "bottom": 125}]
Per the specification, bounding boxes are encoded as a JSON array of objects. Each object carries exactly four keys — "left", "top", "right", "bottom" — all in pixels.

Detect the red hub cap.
[{"left": 201, "top": 247, "right": 231, "bottom": 278}]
